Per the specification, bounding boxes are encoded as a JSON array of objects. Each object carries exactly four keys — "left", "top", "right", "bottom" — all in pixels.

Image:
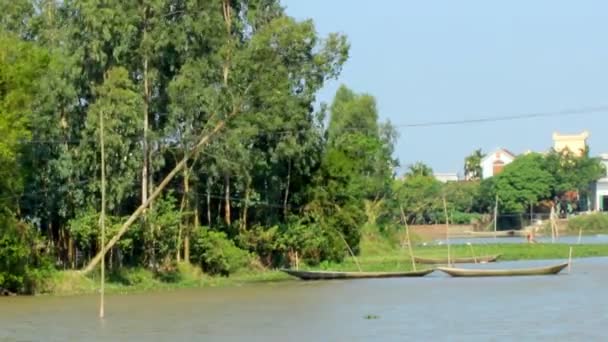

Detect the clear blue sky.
[{"left": 282, "top": 0, "right": 608, "bottom": 176}]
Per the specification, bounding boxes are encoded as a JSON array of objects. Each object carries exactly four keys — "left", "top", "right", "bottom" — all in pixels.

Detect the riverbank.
[
  {"left": 44, "top": 263, "right": 290, "bottom": 296},
  {"left": 38, "top": 241, "right": 608, "bottom": 295},
  {"left": 308, "top": 243, "right": 608, "bottom": 272}
]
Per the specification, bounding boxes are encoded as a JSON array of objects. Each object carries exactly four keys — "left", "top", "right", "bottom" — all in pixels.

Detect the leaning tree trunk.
[{"left": 224, "top": 173, "right": 231, "bottom": 225}]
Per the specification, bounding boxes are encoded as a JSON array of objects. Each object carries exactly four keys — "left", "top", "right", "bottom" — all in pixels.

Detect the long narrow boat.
[
  {"left": 465, "top": 230, "right": 528, "bottom": 237},
  {"left": 280, "top": 268, "right": 434, "bottom": 280},
  {"left": 437, "top": 262, "right": 568, "bottom": 277},
  {"left": 413, "top": 254, "right": 500, "bottom": 265}
]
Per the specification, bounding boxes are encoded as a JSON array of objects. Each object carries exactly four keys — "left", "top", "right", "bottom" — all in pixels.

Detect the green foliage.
[
  {"left": 393, "top": 175, "right": 442, "bottom": 224},
  {"left": 0, "top": 216, "right": 53, "bottom": 294},
  {"left": 443, "top": 181, "right": 481, "bottom": 213},
  {"left": 0, "top": 31, "right": 53, "bottom": 212},
  {"left": 191, "top": 228, "right": 251, "bottom": 276},
  {"left": 493, "top": 153, "right": 554, "bottom": 213},
  {"left": 567, "top": 213, "right": 608, "bottom": 233},
  {"left": 405, "top": 162, "right": 434, "bottom": 178},
  {"left": 543, "top": 147, "right": 606, "bottom": 196}
]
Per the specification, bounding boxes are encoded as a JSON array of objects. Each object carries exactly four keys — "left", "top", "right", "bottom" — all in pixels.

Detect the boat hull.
[
  {"left": 280, "top": 269, "right": 434, "bottom": 280},
  {"left": 437, "top": 263, "right": 569, "bottom": 277},
  {"left": 413, "top": 255, "right": 500, "bottom": 265},
  {"left": 466, "top": 230, "right": 527, "bottom": 237}
]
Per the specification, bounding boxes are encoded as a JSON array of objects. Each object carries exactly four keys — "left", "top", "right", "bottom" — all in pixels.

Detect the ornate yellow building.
[{"left": 552, "top": 131, "right": 589, "bottom": 156}]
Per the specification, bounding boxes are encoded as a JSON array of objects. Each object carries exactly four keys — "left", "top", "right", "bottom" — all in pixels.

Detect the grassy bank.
[
  {"left": 45, "top": 263, "right": 290, "bottom": 296},
  {"left": 307, "top": 243, "right": 608, "bottom": 272},
  {"left": 42, "top": 227, "right": 608, "bottom": 295}
]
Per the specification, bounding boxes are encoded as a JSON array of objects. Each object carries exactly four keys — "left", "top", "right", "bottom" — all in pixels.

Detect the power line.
[
  {"left": 15, "top": 105, "right": 608, "bottom": 145},
  {"left": 390, "top": 105, "right": 608, "bottom": 128}
]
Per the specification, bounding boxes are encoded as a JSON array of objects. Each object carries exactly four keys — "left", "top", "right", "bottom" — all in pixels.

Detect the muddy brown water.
[{"left": 1, "top": 257, "right": 607, "bottom": 341}]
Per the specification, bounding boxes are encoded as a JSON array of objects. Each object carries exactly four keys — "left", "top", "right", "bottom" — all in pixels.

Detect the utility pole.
[{"left": 99, "top": 110, "right": 106, "bottom": 319}]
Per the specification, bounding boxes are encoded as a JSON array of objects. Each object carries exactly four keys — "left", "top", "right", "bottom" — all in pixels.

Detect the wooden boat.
[
  {"left": 280, "top": 268, "right": 434, "bottom": 280},
  {"left": 413, "top": 254, "right": 500, "bottom": 265},
  {"left": 437, "top": 262, "right": 569, "bottom": 277},
  {"left": 465, "top": 230, "right": 528, "bottom": 237}
]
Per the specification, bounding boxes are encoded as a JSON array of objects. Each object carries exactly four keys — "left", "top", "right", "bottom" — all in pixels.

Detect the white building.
[
  {"left": 590, "top": 154, "right": 608, "bottom": 212},
  {"left": 480, "top": 148, "right": 516, "bottom": 179},
  {"left": 434, "top": 173, "right": 459, "bottom": 183}
]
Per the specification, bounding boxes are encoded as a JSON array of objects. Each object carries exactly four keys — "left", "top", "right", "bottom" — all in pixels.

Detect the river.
[{"left": 1, "top": 257, "right": 607, "bottom": 341}]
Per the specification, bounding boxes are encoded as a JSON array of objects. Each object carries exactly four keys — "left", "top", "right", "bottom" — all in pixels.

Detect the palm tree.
[
  {"left": 406, "top": 162, "right": 433, "bottom": 177},
  {"left": 464, "top": 149, "right": 485, "bottom": 180}
]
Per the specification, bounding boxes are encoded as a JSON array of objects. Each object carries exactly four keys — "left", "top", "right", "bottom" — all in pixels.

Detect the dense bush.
[
  {"left": 567, "top": 213, "right": 608, "bottom": 233},
  {"left": 191, "top": 228, "right": 251, "bottom": 276},
  {"left": 0, "top": 216, "right": 53, "bottom": 294}
]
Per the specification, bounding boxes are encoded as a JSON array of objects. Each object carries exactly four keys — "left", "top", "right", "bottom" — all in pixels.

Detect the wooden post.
[
  {"left": 568, "top": 246, "right": 573, "bottom": 274},
  {"left": 578, "top": 226, "right": 583, "bottom": 244},
  {"left": 550, "top": 205, "right": 556, "bottom": 243},
  {"left": 493, "top": 195, "right": 498, "bottom": 240},
  {"left": 443, "top": 195, "right": 451, "bottom": 267},
  {"left": 99, "top": 110, "right": 106, "bottom": 319},
  {"left": 295, "top": 251, "right": 299, "bottom": 270},
  {"left": 467, "top": 243, "right": 478, "bottom": 264},
  {"left": 400, "top": 206, "right": 416, "bottom": 271}
]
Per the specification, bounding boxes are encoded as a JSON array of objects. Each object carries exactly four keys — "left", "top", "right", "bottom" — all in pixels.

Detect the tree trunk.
[
  {"left": 207, "top": 177, "right": 212, "bottom": 227},
  {"left": 176, "top": 164, "right": 188, "bottom": 263},
  {"left": 179, "top": 164, "right": 191, "bottom": 263},
  {"left": 187, "top": 205, "right": 197, "bottom": 262},
  {"left": 224, "top": 173, "right": 231, "bottom": 225},
  {"left": 241, "top": 178, "right": 251, "bottom": 231}
]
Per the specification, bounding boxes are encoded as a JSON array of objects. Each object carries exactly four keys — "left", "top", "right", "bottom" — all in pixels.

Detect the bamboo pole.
[
  {"left": 82, "top": 116, "right": 233, "bottom": 274},
  {"left": 337, "top": 230, "right": 362, "bottom": 272},
  {"left": 99, "top": 111, "right": 106, "bottom": 318},
  {"left": 493, "top": 195, "right": 498, "bottom": 241},
  {"left": 568, "top": 246, "right": 573, "bottom": 274},
  {"left": 550, "top": 205, "right": 556, "bottom": 243},
  {"left": 443, "top": 195, "right": 451, "bottom": 267},
  {"left": 467, "top": 242, "right": 478, "bottom": 264},
  {"left": 400, "top": 206, "right": 416, "bottom": 271}
]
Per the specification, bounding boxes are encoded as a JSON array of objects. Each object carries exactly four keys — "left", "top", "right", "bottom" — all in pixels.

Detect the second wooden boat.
[
  {"left": 436, "top": 262, "right": 568, "bottom": 277},
  {"left": 280, "top": 268, "right": 434, "bottom": 280},
  {"left": 413, "top": 254, "right": 500, "bottom": 265}
]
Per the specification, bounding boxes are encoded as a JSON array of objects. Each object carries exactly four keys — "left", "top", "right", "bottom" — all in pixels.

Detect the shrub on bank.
[
  {"left": 0, "top": 217, "right": 54, "bottom": 294},
  {"left": 567, "top": 213, "right": 608, "bottom": 233},
  {"left": 191, "top": 228, "right": 251, "bottom": 276}
]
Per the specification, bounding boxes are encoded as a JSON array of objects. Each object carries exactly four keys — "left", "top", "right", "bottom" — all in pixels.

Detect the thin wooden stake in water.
[
  {"left": 568, "top": 246, "right": 573, "bottom": 274},
  {"left": 99, "top": 110, "right": 106, "bottom": 319},
  {"left": 578, "top": 227, "right": 583, "bottom": 244},
  {"left": 400, "top": 206, "right": 416, "bottom": 271},
  {"left": 493, "top": 195, "right": 498, "bottom": 241},
  {"left": 443, "top": 195, "right": 451, "bottom": 267}
]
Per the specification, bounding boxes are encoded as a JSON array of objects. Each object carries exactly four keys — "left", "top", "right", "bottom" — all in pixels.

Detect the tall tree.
[{"left": 493, "top": 153, "right": 554, "bottom": 213}]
